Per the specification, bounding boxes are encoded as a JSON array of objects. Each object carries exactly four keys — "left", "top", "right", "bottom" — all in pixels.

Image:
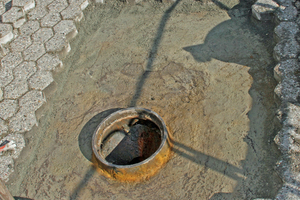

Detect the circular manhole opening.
[{"left": 92, "top": 108, "right": 172, "bottom": 182}]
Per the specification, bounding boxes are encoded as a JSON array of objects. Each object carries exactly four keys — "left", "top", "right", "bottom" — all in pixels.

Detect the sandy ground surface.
[{"left": 7, "top": 0, "right": 282, "bottom": 199}]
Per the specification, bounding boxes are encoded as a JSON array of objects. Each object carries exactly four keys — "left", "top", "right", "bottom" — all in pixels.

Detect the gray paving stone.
[
  {"left": 0, "top": 99, "right": 18, "bottom": 120},
  {"left": 0, "top": 156, "right": 14, "bottom": 182},
  {"left": 45, "top": 33, "right": 69, "bottom": 53},
  {"left": 36, "top": 0, "right": 54, "bottom": 6},
  {"left": 53, "top": 20, "right": 78, "bottom": 39},
  {"left": 10, "top": 35, "right": 32, "bottom": 52},
  {"left": 281, "top": 76, "right": 300, "bottom": 102},
  {"left": 23, "top": 42, "right": 46, "bottom": 61},
  {"left": 19, "top": 90, "right": 45, "bottom": 112},
  {"left": 278, "top": 59, "right": 299, "bottom": 76},
  {"left": 13, "top": 0, "right": 35, "bottom": 12},
  {"left": 28, "top": 70, "right": 54, "bottom": 90},
  {"left": 284, "top": 103, "right": 300, "bottom": 128},
  {"left": 61, "top": 4, "right": 83, "bottom": 22},
  {"left": 2, "top": 7, "right": 24, "bottom": 23},
  {"left": 27, "top": 5, "right": 47, "bottom": 21},
  {"left": 19, "top": 20, "right": 40, "bottom": 36},
  {"left": 252, "top": 0, "right": 279, "bottom": 21},
  {"left": 0, "top": 1, "right": 5, "bottom": 15},
  {"left": 37, "top": 53, "right": 62, "bottom": 71},
  {"left": 13, "top": 61, "right": 36, "bottom": 80},
  {"left": 80, "top": 0, "right": 89, "bottom": 10},
  {"left": 1, "top": 52, "right": 23, "bottom": 69},
  {"left": 275, "top": 5, "right": 298, "bottom": 22},
  {"left": 0, "top": 24, "right": 13, "bottom": 44},
  {"left": 68, "top": 0, "right": 86, "bottom": 5},
  {"left": 0, "top": 67, "right": 13, "bottom": 87},
  {"left": 0, "top": 44, "right": 10, "bottom": 58},
  {"left": 0, "top": 119, "right": 8, "bottom": 136},
  {"left": 32, "top": 28, "right": 53, "bottom": 43},
  {"left": 274, "top": 22, "right": 299, "bottom": 42},
  {"left": 9, "top": 109, "right": 37, "bottom": 133},
  {"left": 41, "top": 12, "right": 61, "bottom": 28},
  {"left": 4, "top": 79, "right": 28, "bottom": 99},
  {"left": 48, "top": 0, "right": 68, "bottom": 13},
  {"left": 13, "top": 18, "right": 27, "bottom": 29},
  {"left": 274, "top": 39, "right": 300, "bottom": 61}
]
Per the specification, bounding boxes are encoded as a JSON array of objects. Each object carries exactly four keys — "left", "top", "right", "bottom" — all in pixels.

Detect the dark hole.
[{"left": 101, "top": 119, "right": 162, "bottom": 165}]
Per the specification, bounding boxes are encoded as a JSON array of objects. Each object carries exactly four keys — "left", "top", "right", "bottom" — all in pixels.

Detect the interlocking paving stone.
[
  {"left": 27, "top": 5, "right": 47, "bottom": 21},
  {"left": 274, "top": 39, "right": 300, "bottom": 61},
  {"left": 2, "top": 7, "right": 24, "bottom": 23},
  {"left": 45, "top": 33, "right": 68, "bottom": 53},
  {"left": 23, "top": 42, "right": 46, "bottom": 61},
  {"left": 0, "top": 1, "right": 5, "bottom": 15},
  {"left": 28, "top": 70, "right": 54, "bottom": 90},
  {"left": 41, "top": 12, "right": 61, "bottom": 28},
  {"left": 0, "top": 156, "right": 14, "bottom": 181},
  {"left": 13, "top": 61, "right": 36, "bottom": 80},
  {"left": 0, "top": 24, "right": 13, "bottom": 44},
  {"left": 274, "top": 22, "right": 299, "bottom": 42},
  {"left": 48, "top": 0, "right": 68, "bottom": 13},
  {"left": 19, "top": 20, "right": 40, "bottom": 36},
  {"left": 37, "top": 53, "right": 62, "bottom": 71},
  {"left": 19, "top": 90, "right": 45, "bottom": 112},
  {"left": 68, "top": 0, "right": 89, "bottom": 10},
  {"left": 1, "top": 52, "right": 23, "bottom": 69},
  {"left": 36, "top": 0, "right": 54, "bottom": 6},
  {"left": 276, "top": 5, "right": 298, "bottom": 22},
  {"left": 53, "top": 20, "right": 78, "bottom": 39},
  {"left": 61, "top": 4, "right": 83, "bottom": 22},
  {"left": 9, "top": 109, "right": 37, "bottom": 133},
  {"left": 32, "top": 28, "right": 53, "bottom": 43},
  {"left": 0, "top": 119, "right": 8, "bottom": 136},
  {"left": 10, "top": 35, "right": 32, "bottom": 52},
  {"left": 4, "top": 79, "right": 28, "bottom": 99},
  {"left": 80, "top": 0, "right": 89, "bottom": 10},
  {"left": 13, "top": 0, "right": 35, "bottom": 12},
  {"left": 13, "top": 18, "right": 26, "bottom": 29},
  {"left": 0, "top": 100, "right": 18, "bottom": 120},
  {"left": 0, "top": 67, "right": 13, "bottom": 87}
]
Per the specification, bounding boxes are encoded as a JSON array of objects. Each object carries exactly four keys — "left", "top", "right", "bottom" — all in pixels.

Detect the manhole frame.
[{"left": 92, "top": 107, "right": 172, "bottom": 182}]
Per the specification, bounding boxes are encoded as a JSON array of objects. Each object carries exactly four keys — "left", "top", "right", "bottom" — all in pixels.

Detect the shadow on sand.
[{"left": 73, "top": 0, "right": 286, "bottom": 199}]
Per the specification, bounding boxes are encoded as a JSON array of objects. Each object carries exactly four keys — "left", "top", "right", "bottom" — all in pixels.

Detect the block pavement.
[{"left": 0, "top": 0, "right": 99, "bottom": 182}]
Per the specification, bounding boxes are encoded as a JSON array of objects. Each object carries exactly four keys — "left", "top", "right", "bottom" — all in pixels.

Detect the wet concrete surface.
[{"left": 7, "top": 0, "right": 282, "bottom": 199}]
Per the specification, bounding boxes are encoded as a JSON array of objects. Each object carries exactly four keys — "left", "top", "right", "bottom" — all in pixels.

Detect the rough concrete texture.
[{"left": 253, "top": 0, "right": 300, "bottom": 198}]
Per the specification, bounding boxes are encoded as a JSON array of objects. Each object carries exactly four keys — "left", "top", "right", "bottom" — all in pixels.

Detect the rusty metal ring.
[{"left": 92, "top": 107, "right": 172, "bottom": 182}]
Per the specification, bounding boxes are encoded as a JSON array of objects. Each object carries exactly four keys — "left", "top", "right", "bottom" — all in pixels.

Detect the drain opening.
[
  {"left": 92, "top": 108, "right": 172, "bottom": 182},
  {"left": 101, "top": 119, "right": 162, "bottom": 165}
]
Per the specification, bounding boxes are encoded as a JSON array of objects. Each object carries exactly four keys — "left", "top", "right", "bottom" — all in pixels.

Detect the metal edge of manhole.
[{"left": 92, "top": 107, "right": 172, "bottom": 182}]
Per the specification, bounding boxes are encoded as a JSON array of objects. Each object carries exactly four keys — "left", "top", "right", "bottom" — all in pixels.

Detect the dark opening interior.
[{"left": 101, "top": 119, "right": 162, "bottom": 165}]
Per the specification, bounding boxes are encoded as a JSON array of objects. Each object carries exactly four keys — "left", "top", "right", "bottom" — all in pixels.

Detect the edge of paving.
[
  {"left": 0, "top": 0, "right": 104, "bottom": 182},
  {"left": 253, "top": 0, "right": 300, "bottom": 198}
]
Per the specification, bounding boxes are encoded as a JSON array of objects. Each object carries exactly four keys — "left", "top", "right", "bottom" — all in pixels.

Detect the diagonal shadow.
[
  {"left": 170, "top": 139, "right": 245, "bottom": 181},
  {"left": 129, "top": 0, "right": 182, "bottom": 107},
  {"left": 182, "top": 0, "right": 284, "bottom": 198}
]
